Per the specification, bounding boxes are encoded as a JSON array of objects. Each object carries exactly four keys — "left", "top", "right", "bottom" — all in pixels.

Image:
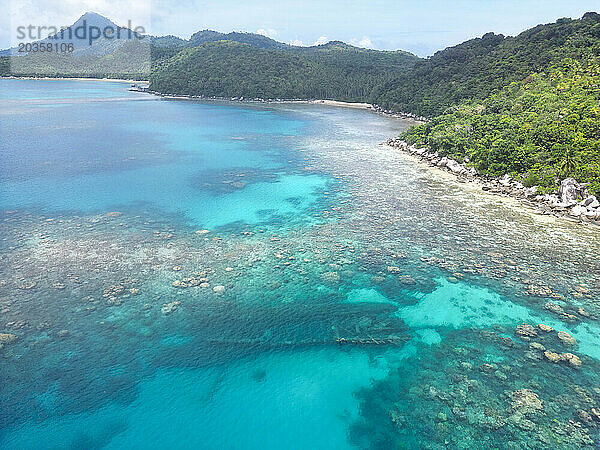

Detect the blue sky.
[{"left": 2, "top": 0, "right": 599, "bottom": 56}]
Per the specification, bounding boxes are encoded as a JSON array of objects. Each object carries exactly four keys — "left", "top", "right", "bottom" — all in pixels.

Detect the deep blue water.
[
  {"left": 0, "top": 80, "right": 328, "bottom": 229},
  {"left": 2, "top": 80, "right": 600, "bottom": 449}
]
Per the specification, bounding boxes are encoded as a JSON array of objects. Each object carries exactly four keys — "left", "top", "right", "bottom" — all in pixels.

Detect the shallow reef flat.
[
  {"left": 1, "top": 182, "right": 599, "bottom": 448},
  {"left": 351, "top": 327, "right": 600, "bottom": 449},
  {"left": 1, "top": 81, "right": 600, "bottom": 449}
]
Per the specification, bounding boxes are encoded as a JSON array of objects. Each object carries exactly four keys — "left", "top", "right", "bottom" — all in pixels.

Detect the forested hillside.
[
  {"left": 149, "top": 41, "right": 417, "bottom": 101},
  {"left": 375, "top": 12, "right": 600, "bottom": 116},
  {"left": 147, "top": 13, "right": 600, "bottom": 111},
  {"left": 189, "top": 30, "right": 290, "bottom": 49},
  {"left": 402, "top": 58, "right": 600, "bottom": 195},
  {"left": 396, "top": 13, "right": 600, "bottom": 196}
]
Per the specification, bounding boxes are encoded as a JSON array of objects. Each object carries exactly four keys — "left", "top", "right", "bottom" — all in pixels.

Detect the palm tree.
[{"left": 559, "top": 144, "right": 577, "bottom": 178}]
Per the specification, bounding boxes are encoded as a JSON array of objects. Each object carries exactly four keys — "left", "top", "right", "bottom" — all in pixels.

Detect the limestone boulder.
[{"left": 558, "top": 178, "right": 584, "bottom": 205}]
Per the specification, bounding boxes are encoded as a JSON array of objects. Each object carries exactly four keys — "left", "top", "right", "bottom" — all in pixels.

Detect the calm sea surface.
[{"left": 1, "top": 79, "right": 600, "bottom": 449}]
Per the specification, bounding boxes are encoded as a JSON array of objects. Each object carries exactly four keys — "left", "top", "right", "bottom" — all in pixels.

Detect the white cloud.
[
  {"left": 256, "top": 28, "right": 277, "bottom": 39},
  {"left": 289, "top": 39, "right": 304, "bottom": 46},
  {"left": 358, "top": 36, "right": 374, "bottom": 48},
  {"left": 351, "top": 36, "right": 374, "bottom": 48},
  {"left": 313, "top": 35, "right": 329, "bottom": 46}
]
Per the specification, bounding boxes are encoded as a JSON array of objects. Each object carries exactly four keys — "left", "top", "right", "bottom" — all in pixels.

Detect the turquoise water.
[
  {"left": 0, "top": 79, "right": 134, "bottom": 100},
  {"left": 2, "top": 80, "right": 600, "bottom": 449},
  {"left": 0, "top": 82, "right": 328, "bottom": 229}
]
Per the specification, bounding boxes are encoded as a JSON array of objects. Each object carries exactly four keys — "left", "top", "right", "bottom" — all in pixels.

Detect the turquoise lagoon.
[{"left": 1, "top": 80, "right": 600, "bottom": 449}]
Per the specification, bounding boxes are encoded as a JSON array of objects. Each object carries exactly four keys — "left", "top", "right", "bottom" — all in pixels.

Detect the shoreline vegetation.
[
  {"left": 145, "top": 88, "right": 428, "bottom": 120},
  {"left": 386, "top": 138, "right": 600, "bottom": 227}
]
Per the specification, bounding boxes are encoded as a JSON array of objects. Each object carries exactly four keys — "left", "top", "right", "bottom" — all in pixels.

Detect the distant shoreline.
[
  {"left": 303, "top": 99, "right": 373, "bottom": 110},
  {"left": 158, "top": 94, "right": 378, "bottom": 111},
  {"left": 0, "top": 76, "right": 147, "bottom": 84},
  {"left": 153, "top": 91, "right": 427, "bottom": 121},
  {"left": 0, "top": 76, "right": 426, "bottom": 120}
]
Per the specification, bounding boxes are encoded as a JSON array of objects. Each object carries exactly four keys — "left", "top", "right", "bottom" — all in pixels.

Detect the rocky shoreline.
[{"left": 386, "top": 138, "right": 600, "bottom": 227}]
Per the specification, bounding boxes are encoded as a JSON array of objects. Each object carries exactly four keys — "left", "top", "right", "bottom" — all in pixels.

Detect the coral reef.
[{"left": 351, "top": 328, "right": 600, "bottom": 449}]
